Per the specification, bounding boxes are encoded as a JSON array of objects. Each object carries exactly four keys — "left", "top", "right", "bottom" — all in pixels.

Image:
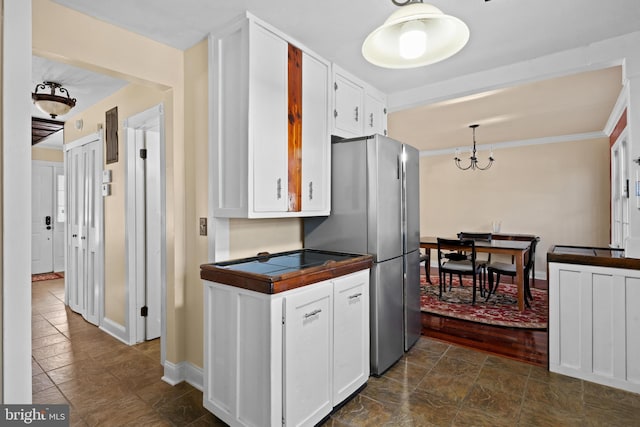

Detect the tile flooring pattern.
[{"left": 33, "top": 279, "right": 640, "bottom": 426}]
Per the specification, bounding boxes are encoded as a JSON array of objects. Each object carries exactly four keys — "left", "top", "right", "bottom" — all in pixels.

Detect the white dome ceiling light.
[{"left": 362, "top": 0, "right": 470, "bottom": 69}]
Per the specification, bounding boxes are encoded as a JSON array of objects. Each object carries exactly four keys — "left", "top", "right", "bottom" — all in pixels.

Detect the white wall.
[{"left": 2, "top": 0, "right": 32, "bottom": 403}]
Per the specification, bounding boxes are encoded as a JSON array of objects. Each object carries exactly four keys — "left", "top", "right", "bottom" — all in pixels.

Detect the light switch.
[
  {"left": 102, "top": 183, "right": 111, "bottom": 196},
  {"left": 199, "top": 218, "right": 207, "bottom": 236},
  {"left": 102, "top": 169, "right": 112, "bottom": 183}
]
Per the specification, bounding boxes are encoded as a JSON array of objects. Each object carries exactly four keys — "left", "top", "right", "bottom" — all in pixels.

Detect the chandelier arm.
[{"left": 454, "top": 158, "right": 474, "bottom": 171}]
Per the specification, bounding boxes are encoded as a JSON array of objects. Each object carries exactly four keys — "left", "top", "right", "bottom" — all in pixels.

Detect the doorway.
[
  {"left": 32, "top": 161, "right": 65, "bottom": 274},
  {"left": 125, "top": 105, "right": 166, "bottom": 359}
]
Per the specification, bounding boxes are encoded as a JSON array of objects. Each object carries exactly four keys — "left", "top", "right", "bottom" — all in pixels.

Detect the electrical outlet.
[{"left": 199, "top": 218, "right": 207, "bottom": 236}]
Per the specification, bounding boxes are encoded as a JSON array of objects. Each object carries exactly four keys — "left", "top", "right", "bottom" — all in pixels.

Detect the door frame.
[{"left": 124, "top": 104, "right": 167, "bottom": 362}]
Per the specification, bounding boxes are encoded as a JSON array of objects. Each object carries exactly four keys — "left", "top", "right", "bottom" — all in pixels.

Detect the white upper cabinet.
[
  {"left": 332, "top": 64, "right": 388, "bottom": 139},
  {"left": 210, "top": 13, "right": 331, "bottom": 218}
]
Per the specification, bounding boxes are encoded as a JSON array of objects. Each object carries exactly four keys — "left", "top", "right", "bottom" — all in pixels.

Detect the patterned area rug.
[
  {"left": 31, "top": 272, "right": 64, "bottom": 282},
  {"left": 420, "top": 275, "right": 548, "bottom": 329}
]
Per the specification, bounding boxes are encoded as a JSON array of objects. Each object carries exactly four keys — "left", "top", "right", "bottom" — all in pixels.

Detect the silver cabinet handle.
[
  {"left": 334, "top": 109, "right": 338, "bottom": 118},
  {"left": 276, "top": 178, "right": 282, "bottom": 200},
  {"left": 369, "top": 113, "right": 374, "bottom": 128},
  {"left": 304, "top": 309, "right": 322, "bottom": 318},
  {"left": 349, "top": 293, "right": 362, "bottom": 299},
  {"left": 354, "top": 106, "right": 359, "bottom": 122},
  {"left": 309, "top": 181, "right": 313, "bottom": 200}
]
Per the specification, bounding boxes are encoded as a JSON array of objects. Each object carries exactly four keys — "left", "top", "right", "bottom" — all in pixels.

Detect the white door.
[
  {"left": 65, "top": 135, "right": 103, "bottom": 326},
  {"left": 134, "top": 128, "right": 162, "bottom": 340},
  {"left": 53, "top": 165, "right": 66, "bottom": 272},
  {"left": 611, "top": 134, "right": 629, "bottom": 248},
  {"left": 126, "top": 105, "right": 165, "bottom": 344},
  {"left": 32, "top": 163, "right": 55, "bottom": 274}
]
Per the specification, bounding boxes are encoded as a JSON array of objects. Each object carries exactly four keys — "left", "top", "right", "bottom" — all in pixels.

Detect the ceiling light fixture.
[
  {"left": 32, "top": 81, "right": 77, "bottom": 119},
  {"left": 362, "top": 0, "right": 469, "bottom": 69},
  {"left": 454, "top": 124, "right": 494, "bottom": 170}
]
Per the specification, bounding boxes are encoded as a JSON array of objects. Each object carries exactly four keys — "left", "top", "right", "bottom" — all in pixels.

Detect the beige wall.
[
  {"left": 31, "top": 146, "right": 63, "bottom": 162},
  {"left": 33, "top": 0, "right": 185, "bottom": 362},
  {"left": 412, "top": 138, "right": 611, "bottom": 276},
  {"left": 64, "top": 83, "right": 168, "bottom": 325},
  {"left": 229, "top": 218, "right": 302, "bottom": 260}
]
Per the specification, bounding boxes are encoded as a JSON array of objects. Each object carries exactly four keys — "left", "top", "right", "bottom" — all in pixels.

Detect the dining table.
[{"left": 420, "top": 235, "right": 533, "bottom": 312}]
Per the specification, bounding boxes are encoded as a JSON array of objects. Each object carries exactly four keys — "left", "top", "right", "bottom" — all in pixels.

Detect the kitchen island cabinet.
[
  {"left": 201, "top": 250, "right": 372, "bottom": 427},
  {"left": 548, "top": 245, "right": 640, "bottom": 394},
  {"left": 209, "top": 13, "right": 330, "bottom": 218}
]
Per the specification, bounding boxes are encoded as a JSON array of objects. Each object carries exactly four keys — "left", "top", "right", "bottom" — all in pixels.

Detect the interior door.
[
  {"left": 135, "top": 128, "right": 162, "bottom": 341},
  {"left": 66, "top": 136, "right": 103, "bottom": 326},
  {"left": 67, "top": 146, "right": 86, "bottom": 315},
  {"left": 32, "top": 164, "right": 54, "bottom": 274}
]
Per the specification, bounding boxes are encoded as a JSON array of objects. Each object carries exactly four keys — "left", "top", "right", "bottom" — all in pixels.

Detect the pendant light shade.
[
  {"left": 362, "top": 2, "right": 469, "bottom": 69},
  {"left": 32, "top": 81, "right": 77, "bottom": 119}
]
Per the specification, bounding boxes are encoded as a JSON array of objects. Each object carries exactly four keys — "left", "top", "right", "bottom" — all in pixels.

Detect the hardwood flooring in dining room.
[{"left": 421, "top": 277, "right": 548, "bottom": 368}]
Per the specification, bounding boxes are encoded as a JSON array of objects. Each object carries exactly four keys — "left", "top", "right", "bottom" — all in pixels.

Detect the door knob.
[{"left": 46, "top": 226, "right": 52, "bottom": 230}]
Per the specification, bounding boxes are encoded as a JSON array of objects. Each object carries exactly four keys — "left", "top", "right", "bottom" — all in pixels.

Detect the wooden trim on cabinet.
[{"left": 287, "top": 44, "right": 303, "bottom": 211}]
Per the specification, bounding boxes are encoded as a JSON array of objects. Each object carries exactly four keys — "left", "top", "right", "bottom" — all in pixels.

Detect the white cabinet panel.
[
  {"left": 284, "top": 281, "right": 333, "bottom": 426},
  {"left": 549, "top": 262, "right": 640, "bottom": 394},
  {"left": 332, "top": 65, "right": 387, "bottom": 139},
  {"left": 333, "top": 270, "right": 369, "bottom": 404},
  {"left": 203, "top": 267, "right": 370, "bottom": 426},
  {"left": 364, "top": 92, "right": 387, "bottom": 136},
  {"left": 333, "top": 72, "right": 363, "bottom": 138},
  {"left": 301, "top": 53, "right": 330, "bottom": 213},
  {"left": 250, "top": 24, "right": 288, "bottom": 213},
  {"left": 210, "top": 13, "right": 330, "bottom": 218}
]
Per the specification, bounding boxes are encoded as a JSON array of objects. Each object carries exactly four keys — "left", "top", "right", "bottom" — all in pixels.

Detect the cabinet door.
[
  {"left": 301, "top": 52, "right": 330, "bottom": 214},
  {"left": 333, "top": 72, "right": 363, "bottom": 138},
  {"left": 250, "top": 23, "right": 288, "bottom": 213},
  {"left": 284, "top": 281, "right": 333, "bottom": 426},
  {"left": 333, "top": 270, "right": 370, "bottom": 405},
  {"left": 364, "top": 92, "right": 387, "bottom": 136}
]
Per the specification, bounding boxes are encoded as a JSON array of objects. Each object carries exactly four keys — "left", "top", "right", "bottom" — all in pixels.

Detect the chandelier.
[
  {"left": 32, "top": 81, "right": 77, "bottom": 119},
  {"left": 454, "top": 124, "right": 494, "bottom": 171},
  {"left": 362, "top": 0, "right": 469, "bottom": 69}
]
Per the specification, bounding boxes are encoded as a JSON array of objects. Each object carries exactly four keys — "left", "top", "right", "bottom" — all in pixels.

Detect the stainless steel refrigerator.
[{"left": 304, "top": 134, "right": 421, "bottom": 375}]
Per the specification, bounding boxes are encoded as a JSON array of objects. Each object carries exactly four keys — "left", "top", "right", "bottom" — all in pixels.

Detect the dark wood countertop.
[
  {"left": 547, "top": 245, "right": 640, "bottom": 270},
  {"left": 201, "top": 249, "right": 373, "bottom": 294}
]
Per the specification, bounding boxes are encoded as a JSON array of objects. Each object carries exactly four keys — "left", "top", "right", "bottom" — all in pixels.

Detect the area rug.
[
  {"left": 420, "top": 275, "right": 548, "bottom": 329},
  {"left": 31, "top": 272, "right": 64, "bottom": 282}
]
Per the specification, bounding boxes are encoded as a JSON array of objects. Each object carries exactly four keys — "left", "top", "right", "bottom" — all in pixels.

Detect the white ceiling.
[
  {"left": 31, "top": 55, "right": 127, "bottom": 149},
  {"left": 35, "top": 0, "right": 639, "bottom": 150}
]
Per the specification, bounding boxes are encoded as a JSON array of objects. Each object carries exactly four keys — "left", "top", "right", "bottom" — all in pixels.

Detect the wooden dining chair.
[
  {"left": 486, "top": 238, "right": 538, "bottom": 307},
  {"left": 436, "top": 238, "right": 483, "bottom": 304},
  {"left": 420, "top": 250, "right": 433, "bottom": 285},
  {"left": 457, "top": 232, "right": 492, "bottom": 295}
]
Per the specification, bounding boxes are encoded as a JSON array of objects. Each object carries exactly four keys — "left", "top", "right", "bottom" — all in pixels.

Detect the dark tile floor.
[{"left": 32, "top": 279, "right": 640, "bottom": 426}]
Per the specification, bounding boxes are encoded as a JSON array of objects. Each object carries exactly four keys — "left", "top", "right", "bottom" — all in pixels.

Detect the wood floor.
[{"left": 420, "top": 277, "right": 548, "bottom": 368}]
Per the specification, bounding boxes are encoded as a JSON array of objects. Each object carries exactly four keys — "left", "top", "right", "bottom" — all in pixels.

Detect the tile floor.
[{"left": 32, "top": 279, "right": 640, "bottom": 426}]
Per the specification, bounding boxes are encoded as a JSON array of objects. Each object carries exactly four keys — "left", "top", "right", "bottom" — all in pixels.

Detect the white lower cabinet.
[
  {"left": 549, "top": 262, "right": 640, "bottom": 394},
  {"left": 203, "top": 269, "right": 370, "bottom": 427}
]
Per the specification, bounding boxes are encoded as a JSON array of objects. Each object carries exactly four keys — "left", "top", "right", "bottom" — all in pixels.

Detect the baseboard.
[
  {"left": 162, "top": 360, "right": 204, "bottom": 391},
  {"left": 100, "top": 317, "right": 130, "bottom": 345}
]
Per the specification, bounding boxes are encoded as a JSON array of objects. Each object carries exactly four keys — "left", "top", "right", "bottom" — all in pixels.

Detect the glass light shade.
[
  {"left": 34, "top": 99, "right": 73, "bottom": 118},
  {"left": 399, "top": 20, "right": 427, "bottom": 59},
  {"left": 362, "top": 3, "right": 469, "bottom": 69}
]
